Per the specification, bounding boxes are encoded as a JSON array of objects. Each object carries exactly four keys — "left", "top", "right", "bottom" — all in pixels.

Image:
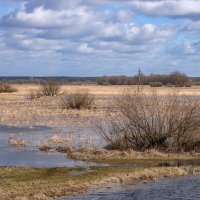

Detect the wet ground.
[
  {"left": 61, "top": 175, "right": 200, "bottom": 200},
  {"left": 1, "top": 124, "right": 200, "bottom": 168}
]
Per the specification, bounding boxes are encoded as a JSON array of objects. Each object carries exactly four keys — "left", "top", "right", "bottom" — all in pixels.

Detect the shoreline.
[{"left": 0, "top": 158, "right": 200, "bottom": 200}]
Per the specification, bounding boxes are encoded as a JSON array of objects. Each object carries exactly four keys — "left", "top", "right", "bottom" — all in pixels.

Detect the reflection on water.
[
  {"left": 0, "top": 124, "right": 103, "bottom": 150},
  {"left": 0, "top": 150, "right": 102, "bottom": 168},
  {"left": 61, "top": 175, "right": 200, "bottom": 200},
  {"left": 0, "top": 124, "right": 104, "bottom": 167}
]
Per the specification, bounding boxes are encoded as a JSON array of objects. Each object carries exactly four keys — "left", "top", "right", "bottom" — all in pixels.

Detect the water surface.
[
  {"left": 0, "top": 125, "right": 103, "bottom": 167},
  {"left": 61, "top": 175, "right": 200, "bottom": 200}
]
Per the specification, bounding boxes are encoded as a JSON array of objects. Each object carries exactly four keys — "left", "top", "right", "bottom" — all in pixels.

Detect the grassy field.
[{"left": 1, "top": 84, "right": 200, "bottom": 127}]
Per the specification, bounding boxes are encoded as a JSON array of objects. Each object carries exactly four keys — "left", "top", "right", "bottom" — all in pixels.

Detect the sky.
[{"left": 0, "top": 0, "right": 200, "bottom": 76}]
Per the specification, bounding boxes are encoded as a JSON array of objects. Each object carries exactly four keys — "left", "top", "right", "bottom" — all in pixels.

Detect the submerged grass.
[{"left": 0, "top": 165, "right": 199, "bottom": 200}]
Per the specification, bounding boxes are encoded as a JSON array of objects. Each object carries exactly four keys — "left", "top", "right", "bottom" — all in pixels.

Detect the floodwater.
[
  {"left": 0, "top": 124, "right": 104, "bottom": 167},
  {"left": 0, "top": 150, "right": 101, "bottom": 168},
  {"left": 61, "top": 175, "right": 200, "bottom": 200}
]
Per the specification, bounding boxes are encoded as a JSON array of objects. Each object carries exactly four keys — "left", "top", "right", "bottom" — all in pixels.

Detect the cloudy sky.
[{"left": 0, "top": 0, "right": 200, "bottom": 76}]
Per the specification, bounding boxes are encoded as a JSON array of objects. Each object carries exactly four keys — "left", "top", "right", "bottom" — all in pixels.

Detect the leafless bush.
[
  {"left": 27, "top": 90, "right": 43, "bottom": 100},
  {"left": 0, "top": 82, "right": 17, "bottom": 93},
  {"left": 96, "top": 89, "right": 200, "bottom": 152},
  {"left": 61, "top": 90, "right": 94, "bottom": 110},
  {"left": 149, "top": 82, "right": 163, "bottom": 87},
  {"left": 40, "top": 79, "right": 61, "bottom": 96}
]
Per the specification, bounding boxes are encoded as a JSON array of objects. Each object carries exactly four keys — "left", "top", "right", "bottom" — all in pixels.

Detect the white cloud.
[
  {"left": 166, "top": 41, "right": 200, "bottom": 55},
  {"left": 129, "top": 0, "right": 200, "bottom": 20},
  {"left": 0, "top": 2, "right": 173, "bottom": 55},
  {"left": 0, "top": 0, "right": 199, "bottom": 76},
  {"left": 2, "top": 6, "right": 93, "bottom": 28}
]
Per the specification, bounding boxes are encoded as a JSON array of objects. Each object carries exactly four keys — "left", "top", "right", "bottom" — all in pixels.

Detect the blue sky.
[{"left": 0, "top": 0, "right": 200, "bottom": 76}]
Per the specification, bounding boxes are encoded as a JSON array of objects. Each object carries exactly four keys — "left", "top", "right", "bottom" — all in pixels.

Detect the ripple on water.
[{"left": 60, "top": 176, "right": 200, "bottom": 200}]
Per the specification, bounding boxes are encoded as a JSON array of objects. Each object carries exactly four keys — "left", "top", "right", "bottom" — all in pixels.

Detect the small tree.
[{"left": 170, "top": 71, "right": 189, "bottom": 87}]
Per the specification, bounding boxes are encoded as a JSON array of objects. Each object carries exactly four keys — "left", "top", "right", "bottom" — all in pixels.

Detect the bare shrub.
[
  {"left": 96, "top": 89, "right": 200, "bottom": 152},
  {"left": 0, "top": 82, "right": 17, "bottom": 93},
  {"left": 40, "top": 79, "right": 61, "bottom": 96},
  {"left": 27, "top": 90, "right": 43, "bottom": 100},
  {"left": 61, "top": 90, "right": 94, "bottom": 110},
  {"left": 149, "top": 82, "right": 163, "bottom": 87},
  {"left": 166, "top": 83, "right": 173, "bottom": 87}
]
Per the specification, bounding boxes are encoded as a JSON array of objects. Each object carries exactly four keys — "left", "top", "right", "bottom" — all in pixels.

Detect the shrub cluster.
[
  {"left": 61, "top": 90, "right": 94, "bottom": 110},
  {"left": 0, "top": 82, "right": 17, "bottom": 93},
  {"left": 96, "top": 89, "right": 200, "bottom": 152},
  {"left": 149, "top": 82, "right": 163, "bottom": 87},
  {"left": 40, "top": 80, "right": 61, "bottom": 96},
  {"left": 28, "top": 79, "right": 62, "bottom": 99}
]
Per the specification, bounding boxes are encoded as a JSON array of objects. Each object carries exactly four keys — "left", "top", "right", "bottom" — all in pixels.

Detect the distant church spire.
[{"left": 137, "top": 68, "right": 141, "bottom": 94}]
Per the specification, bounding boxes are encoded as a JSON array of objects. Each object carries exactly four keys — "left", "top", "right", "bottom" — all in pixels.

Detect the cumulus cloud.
[
  {"left": 166, "top": 41, "right": 200, "bottom": 55},
  {"left": 0, "top": 1, "right": 173, "bottom": 55},
  {"left": 129, "top": 0, "right": 200, "bottom": 20},
  {"left": 0, "top": 0, "right": 199, "bottom": 75}
]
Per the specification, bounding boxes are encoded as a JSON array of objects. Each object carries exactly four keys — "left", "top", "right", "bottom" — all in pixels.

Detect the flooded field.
[
  {"left": 62, "top": 175, "right": 200, "bottom": 200},
  {"left": 0, "top": 124, "right": 104, "bottom": 167},
  {"left": 1, "top": 85, "right": 200, "bottom": 199}
]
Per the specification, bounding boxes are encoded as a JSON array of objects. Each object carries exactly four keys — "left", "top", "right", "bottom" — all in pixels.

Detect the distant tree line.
[
  {"left": 0, "top": 77, "right": 98, "bottom": 84},
  {"left": 98, "top": 71, "right": 191, "bottom": 87}
]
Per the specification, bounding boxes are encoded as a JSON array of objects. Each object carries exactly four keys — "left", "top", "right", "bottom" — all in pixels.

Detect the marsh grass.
[
  {"left": 39, "top": 143, "right": 51, "bottom": 152},
  {"left": 0, "top": 165, "right": 198, "bottom": 200},
  {"left": 8, "top": 137, "right": 26, "bottom": 147},
  {"left": 39, "top": 133, "right": 94, "bottom": 153},
  {"left": 67, "top": 147, "right": 200, "bottom": 164}
]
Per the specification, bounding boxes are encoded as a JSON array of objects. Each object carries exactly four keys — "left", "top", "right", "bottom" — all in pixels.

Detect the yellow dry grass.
[
  {"left": 0, "top": 84, "right": 200, "bottom": 127},
  {"left": 0, "top": 166, "right": 199, "bottom": 200},
  {"left": 68, "top": 147, "right": 200, "bottom": 163},
  {"left": 13, "top": 84, "right": 200, "bottom": 96}
]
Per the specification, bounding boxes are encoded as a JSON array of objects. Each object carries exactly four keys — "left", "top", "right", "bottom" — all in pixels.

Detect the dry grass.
[
  {"left": 8, "top": 137, "right": 26, "bottom": 147},
  {"left": 10, "top": 84, "right": 200, "bottom": 96},
  {"left": 1, "top": 84, "right": 200, "bottom": 199},
  {"left": 0, "top": 165, "right": 199, "bottom": 200},
  {"left": 67, "top": 147, "right": 200, "bottom": 163},
  {"left": 0, "top": 84, "right": 200, "bottom": 127}
]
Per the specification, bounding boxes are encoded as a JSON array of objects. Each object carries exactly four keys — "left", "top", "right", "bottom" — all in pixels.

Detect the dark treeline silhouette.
[
  {"left": 0, "top": 72, "right": 198, "bottom": 86},
  {"left": 0, "top": 77, "right": 98, "bottom": 84},
  {"left": 98, "top": 71, "right": 191, "bottom": 87}
]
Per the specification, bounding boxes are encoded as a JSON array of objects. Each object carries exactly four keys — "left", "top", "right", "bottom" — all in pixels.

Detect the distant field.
[
  {"left": 0, "top": 84, "right": 200, "bottom": 127},
  {"left": 13, "top": 84, "right": 200, "bottom": 96}
]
